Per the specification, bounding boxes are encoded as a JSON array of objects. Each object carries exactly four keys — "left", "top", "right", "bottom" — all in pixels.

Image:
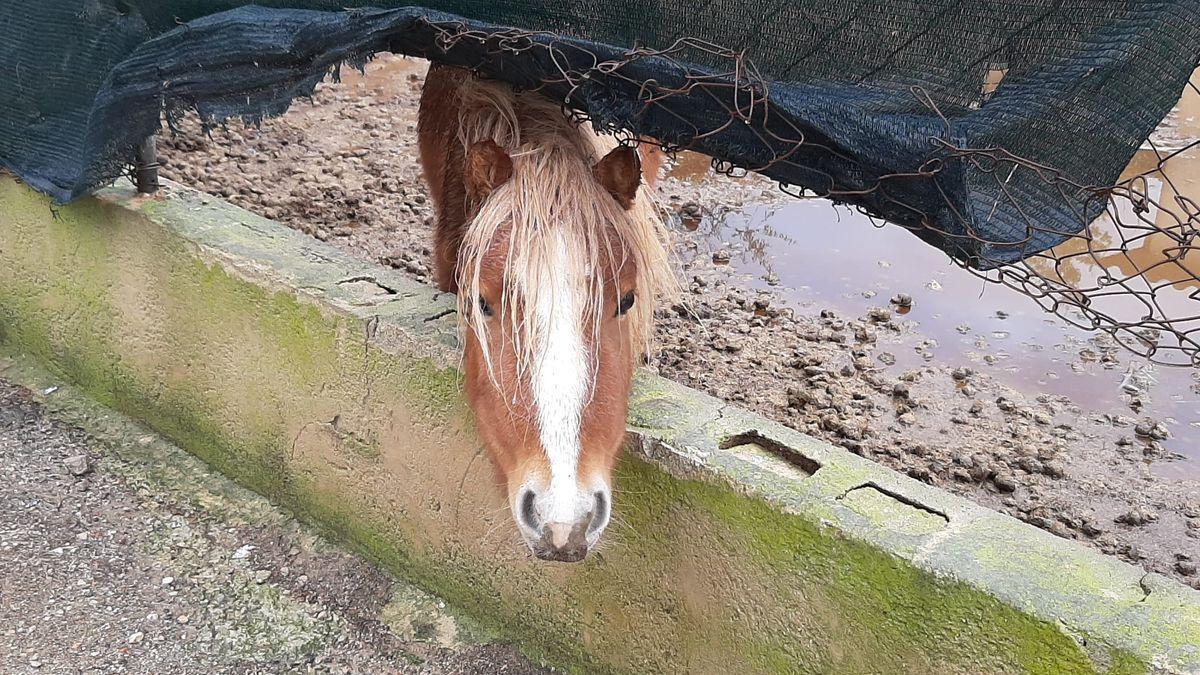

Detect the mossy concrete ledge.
[{"left": 1, "top": 175, "right": 1196, "bottom": 674}]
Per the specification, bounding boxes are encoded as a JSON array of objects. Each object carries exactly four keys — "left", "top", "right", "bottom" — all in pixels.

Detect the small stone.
[
  {"left": 177, "top": 615, "right": 190, "bottom": 624},
  {"left": 712, "top": 250, "right": 732, "bottom": 264},
  {"left": 254, "top": 569, "right": 271, "bottom": 584},
  {"left": 161, "top": 576, "right": 174, "bottom": 586},
  {"left": 1042, "top": 460, "right": 1066, "bottom": 478},
  {"left": 968, "top": 463, "right": 990, "bottom": 483},
  {"left": 866, "top": 307, "right": 892, "bottom": 323},
  {"left": 891, "top": 382, "right": 910, "bottom": 399},
  {"left": 1017, "top": 457, "right": 1044, "bottom": 474},
  {"left": 993, "top": 474, "right": 1017, "bottom": 493},
  {"left": 1133, "top": 419, "right": 1170, "bottom": 440},
  {"left": 1177, "top": 559, "right": 1198, "bottom": 576},
  {"left": 890, "top": 293, "right": 912, "bottom": 308},
  {"left": 127, "top": 632, "right": 144, "bottom": 645},
  {"left": 63, "top": 455, "right": 91, "bottom": 477},
  {"left": 1115, "top": 507, "right": 1158, "bottom": 526},
  {"left": 1048, "top": 521, "right": 1073, "bottom": 539},
  {"left": 1081, "top": 520, "right": 1104, "bottom": 537}
]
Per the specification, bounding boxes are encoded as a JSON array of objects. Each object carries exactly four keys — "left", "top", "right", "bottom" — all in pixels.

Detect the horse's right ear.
[
  {"left": 465, "top": 140, "right": 513, "bottom": 202},
  {"left": 593, "top": 145, "right": 641, "bottom": 209}
]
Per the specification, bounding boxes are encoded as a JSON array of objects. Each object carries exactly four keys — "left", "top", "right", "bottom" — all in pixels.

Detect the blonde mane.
[{"left": 452, "top": 76, "right": 675, "bottom": 383}]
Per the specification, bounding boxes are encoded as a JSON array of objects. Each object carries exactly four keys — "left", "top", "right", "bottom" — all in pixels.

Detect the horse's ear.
[
  {"left": 593, "top": 146, "right": 641, "bottom": 209},
  {"left": 465, "top": 139, "right": 513, "bottom": 202}
]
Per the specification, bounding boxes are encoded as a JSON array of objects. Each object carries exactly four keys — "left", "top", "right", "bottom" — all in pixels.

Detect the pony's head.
[{"left": 454, "top": 129, "right": 670, "bottom": 562}]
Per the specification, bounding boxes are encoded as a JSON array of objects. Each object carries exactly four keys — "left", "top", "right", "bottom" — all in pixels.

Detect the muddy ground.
[
  {"left": 0, "top": 371, "right": 544, "bottom": 674},
  {"left": 157, "top": 54, "right": 1200, "bottom": 588}
]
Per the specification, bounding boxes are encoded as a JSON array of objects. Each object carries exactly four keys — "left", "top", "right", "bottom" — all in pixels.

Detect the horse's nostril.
[
  {"left": 518, "top": 488, "right": 539, "bottom": 531},
  {"left": 588, "top": 490, "right": 609, "bottom": 536},
  {"left": 537, "top": 521, "right": 590, "bottom": 563}
]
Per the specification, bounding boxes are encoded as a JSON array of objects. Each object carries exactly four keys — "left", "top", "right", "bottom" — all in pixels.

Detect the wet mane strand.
[{"left": 453, "top": 76, "right": 674, "bottom": 385}]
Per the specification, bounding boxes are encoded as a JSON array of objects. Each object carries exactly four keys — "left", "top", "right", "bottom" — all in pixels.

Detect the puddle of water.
[{"left": 679, "top": 71, "right": 1200, "bottom": 479}]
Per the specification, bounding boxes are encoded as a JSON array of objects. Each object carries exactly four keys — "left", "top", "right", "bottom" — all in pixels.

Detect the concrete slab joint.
[{"left": 1, "top": 175, "right": 1197, "bottom": 674}]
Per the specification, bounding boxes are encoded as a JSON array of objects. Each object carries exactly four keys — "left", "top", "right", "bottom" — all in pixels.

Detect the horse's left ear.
[{"left": 593, "top": 146, "right": 641, "bottom": 209}]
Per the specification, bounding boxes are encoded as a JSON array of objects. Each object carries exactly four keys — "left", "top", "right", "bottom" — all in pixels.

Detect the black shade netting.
[{"left": 1, "top": 1, "right": 1198, "bottom": 271}]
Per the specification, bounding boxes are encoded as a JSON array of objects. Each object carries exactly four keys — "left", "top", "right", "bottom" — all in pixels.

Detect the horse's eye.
[
  {"left": 616, "top": 291, "right": 636, "bottom": 317},
  {"left": 478, "top": 295, "right": 494, "bottom": 318}
]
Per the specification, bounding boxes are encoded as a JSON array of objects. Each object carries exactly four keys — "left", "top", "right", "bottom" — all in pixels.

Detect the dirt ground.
[
  {"left": 0, "top": 370, "right": 545, "bottom": 675},
  {"left": 157, "top": 54, "right": 1200, "bottom": 588}
]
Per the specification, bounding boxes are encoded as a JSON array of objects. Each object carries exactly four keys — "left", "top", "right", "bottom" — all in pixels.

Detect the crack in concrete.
[
  {"left": 238, "top": 219, "right": 275, "bottom": 238},
  {"left": 837, "top": 481, "right": 950, "bottom": 523},
  {"left": 337, "top": 275, "right": 398, "bottom": 295},
  {"left": 423, "top": 308, "right": 456, "bottom": 322},
  {"left": 289, "top": 421, "right": 319, "bottom": 460},
  {"left": 1138, "top": 572, "right": 1153, "bottom": 602},
  {"left": 360, "top": 316, "right": 379, "bottom": 406}
]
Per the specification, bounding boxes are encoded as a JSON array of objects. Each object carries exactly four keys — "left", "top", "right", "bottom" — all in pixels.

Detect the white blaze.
[{"left": 532, "top": 232, "right": 590, "bottom": 523}]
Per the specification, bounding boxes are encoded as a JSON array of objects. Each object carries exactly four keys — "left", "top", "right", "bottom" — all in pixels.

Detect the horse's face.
[{"left": 457, "top": 140, "right": 647, "bottom": 562}]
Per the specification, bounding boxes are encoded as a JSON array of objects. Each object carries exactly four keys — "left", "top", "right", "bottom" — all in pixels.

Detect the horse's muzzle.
[{"left": 533, "top": 520, "right": 591, "bottom": 563}]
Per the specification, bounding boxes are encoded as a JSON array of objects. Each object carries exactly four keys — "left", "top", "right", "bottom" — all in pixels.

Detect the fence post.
[{"left": 135, "top": 136, "right": 159, "bottom": 194}]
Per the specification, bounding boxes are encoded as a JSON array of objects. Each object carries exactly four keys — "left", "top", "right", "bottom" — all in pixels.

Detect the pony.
[{"left": 417, "top": 64, "right": 673, "bottom": 562}]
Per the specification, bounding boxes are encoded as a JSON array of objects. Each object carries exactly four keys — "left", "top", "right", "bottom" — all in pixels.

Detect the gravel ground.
[
  {"left": 0, "top": 365, "right": 545, "bottom": 675},
  {"left": 156, "top": 54, "right": 1200, "bottom": 588}
]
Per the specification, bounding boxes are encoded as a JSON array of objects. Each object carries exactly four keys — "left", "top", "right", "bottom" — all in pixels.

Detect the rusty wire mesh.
[{"left": 420, "top": 17, "right": 1200, "bottom": 365}]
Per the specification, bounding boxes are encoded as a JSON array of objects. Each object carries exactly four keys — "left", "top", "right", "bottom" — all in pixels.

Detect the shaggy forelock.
[{"left": 452, "top": 77, "right": 674, "bottom": 387}]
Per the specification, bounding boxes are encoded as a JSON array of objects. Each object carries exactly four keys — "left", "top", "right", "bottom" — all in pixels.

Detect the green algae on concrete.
[
  {"left": 2, "top": 175, "right": 1198, "bottom": 674},
  {"left": 0, "top": 355, "right": 507, "bottom": 668}
]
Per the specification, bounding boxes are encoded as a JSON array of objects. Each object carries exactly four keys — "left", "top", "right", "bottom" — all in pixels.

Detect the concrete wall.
[{"left": 1, "top": 175, "right": 1197, "bottom": 674}]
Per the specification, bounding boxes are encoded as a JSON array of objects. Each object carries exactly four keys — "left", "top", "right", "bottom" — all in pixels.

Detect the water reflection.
[
  {"left": 675, "top": 69, "right": 1200, "bottom": 477},
  {"left": 1026, "top": 70, "right": 1200, "bottom": 354}
]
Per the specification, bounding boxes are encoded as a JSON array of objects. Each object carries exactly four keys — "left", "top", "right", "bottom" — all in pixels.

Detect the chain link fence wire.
[{"left": 2, "top": 2, "right": 1199, "bottom": 362}]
